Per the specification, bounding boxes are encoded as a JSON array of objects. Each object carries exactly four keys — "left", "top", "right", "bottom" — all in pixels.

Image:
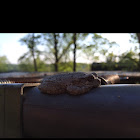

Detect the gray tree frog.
[{"left": 38, "top": 72, "right": 102, "bottom": 95}]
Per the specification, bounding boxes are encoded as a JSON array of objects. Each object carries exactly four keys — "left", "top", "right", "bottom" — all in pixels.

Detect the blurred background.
[{"left": 0, "top": 33, "right": 139, "bottom": 73}]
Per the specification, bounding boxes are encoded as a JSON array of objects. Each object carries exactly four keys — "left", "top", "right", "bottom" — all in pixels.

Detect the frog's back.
[{"left": 45, "top": 72, "right": 87, "bottom": 82}]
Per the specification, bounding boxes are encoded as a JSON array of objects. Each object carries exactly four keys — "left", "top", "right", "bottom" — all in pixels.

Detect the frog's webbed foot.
[{"left": 98, "top": 77, "right": 108, "bottom": 85}]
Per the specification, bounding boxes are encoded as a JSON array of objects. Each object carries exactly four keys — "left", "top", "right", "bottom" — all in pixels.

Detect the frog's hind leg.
[{"left": 67, "top": 85, "right": 92, "bottom": 95}]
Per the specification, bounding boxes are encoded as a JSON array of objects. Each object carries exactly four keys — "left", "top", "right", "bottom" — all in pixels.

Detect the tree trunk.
[
  {"left": 54, "top": 33, "right": 58, "bottom": 72},
  {"left": 136, "top": 33, "right": 140, "bottom": 71},
  {"left": 32, "top": 33, "right": 38, "bottom": 72},
  {"left": 73, "top": 33, "right": 77, "bottom": 72}
]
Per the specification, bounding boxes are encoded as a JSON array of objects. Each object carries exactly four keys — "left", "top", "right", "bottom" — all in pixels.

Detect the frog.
[{"left": 38, "top": 72, "right": 102, "bottom": 95}]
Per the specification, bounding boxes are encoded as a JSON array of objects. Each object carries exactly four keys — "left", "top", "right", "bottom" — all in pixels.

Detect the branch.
[
  {"left": 58, "top": 41, "right": 73, "bottom": 61},
  {"left": 18, "top": 52, "right": 29, "bottom": 62}
]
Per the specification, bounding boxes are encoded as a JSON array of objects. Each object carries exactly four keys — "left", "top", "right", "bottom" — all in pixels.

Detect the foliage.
[
  {"left": 17, "top": 33, "right": 120, "bottom": 72},
  {"left": 91, "top": 49, "right": 139, "bottom": 71},
  {"left": 118, "top": 50, "right": 139, "bottom": 71},
  {"left": 76, "top": 63, "right": 91, "bottom": 72},
  {"left": 18, "top": 33, "right": 42, "bottom": 71},
  {"left": 18, "top": 56, "right": 54, "bottom": 72},
  {"left": 42, "top": 33, "right": 73, "bottom": 62},
  {"left": 36, "top": 56, "right": 53, "bottom": 72},
  {"left": 41, "top": 33, "right": 74, "bottom": 71},
  {"left": 106, "top": 52, "right": 117, "bottom": 63},
  {"left": 19, "top": 34, "right": 42, "bottom": 61},
  {"left": 82, "top": 33, "right": 119, "bottom": 63},
  {"left": 18, "top": 57, "right": 34, "bottom": 72},
  {"left": 58, "top": 62, "right": 73, "bottom": 72},
  {"left": 129, "top": 33, "right": 139, "bottom": 44},
  {"left": 2, "top": 33, "right": 140, "bottom": 73},
  {"left": 58, "top": 62, "right": 91, "bottom": 72},
  {"left": 0, "top": 56, "right": 11, "bottom": 72}
]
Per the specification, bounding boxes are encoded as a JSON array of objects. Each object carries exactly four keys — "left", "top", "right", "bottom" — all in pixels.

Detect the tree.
[
  {"left": 136, "top": 33, "right": 140, "bottom": 69},
  {"left": 0, "top": 56, "right": 10, "bottom": 72},
  {"left": 18, "top": 54, "right": 51, "bottom": 72},
  {"left": 118, "top": 50, "right": 139, "bottom": 71},
  {"left": 42, "top": 33, "right": 73, "bottom": 72},
  {"left": 18, "top": 57, "right": 34, "bottom": 72},
  {"left": 18, "top": 33, "right": 42, "bottom": 72},
  {"left": 106, "top": 52, "right": 117, "bottom": 63},
  {"left": 82, "top": 33, "right": 118, "bottom": 64},
  {"left": 73, "top": 33, "right": 77, "bottom": 72},
  {"left": 72, "top": 33, "right": 89, "bottom": 72},
  {"left": 129, "top": 33, "right": 140, "bottom": 70},
  {"left": 53, "top": 33, "right": 58, "bottom": 71}
]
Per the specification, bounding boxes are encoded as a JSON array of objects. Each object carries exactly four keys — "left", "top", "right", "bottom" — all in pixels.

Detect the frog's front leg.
[{"left": 67, "top": 84, "right": 93, "bottom": 95}]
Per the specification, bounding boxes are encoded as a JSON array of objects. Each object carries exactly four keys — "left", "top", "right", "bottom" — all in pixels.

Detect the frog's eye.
[
  {"left": 91, "top": 74, "right": 96, "bottom": 79},
  {"left": 85, "top": 74, "right": 95, "bottom": 80},
  {"left": 91, "top": 72, "right": 97, "bottom": 77}
]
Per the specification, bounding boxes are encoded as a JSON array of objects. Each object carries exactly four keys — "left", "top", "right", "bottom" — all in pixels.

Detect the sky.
[{"left": 0, "top": 33, "right": 135, "bottom": 64}]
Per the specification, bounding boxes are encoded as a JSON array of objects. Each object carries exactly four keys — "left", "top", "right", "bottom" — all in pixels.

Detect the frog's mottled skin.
[{"left": 38, "top": 72, "right": 101, "bottom": 95}]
